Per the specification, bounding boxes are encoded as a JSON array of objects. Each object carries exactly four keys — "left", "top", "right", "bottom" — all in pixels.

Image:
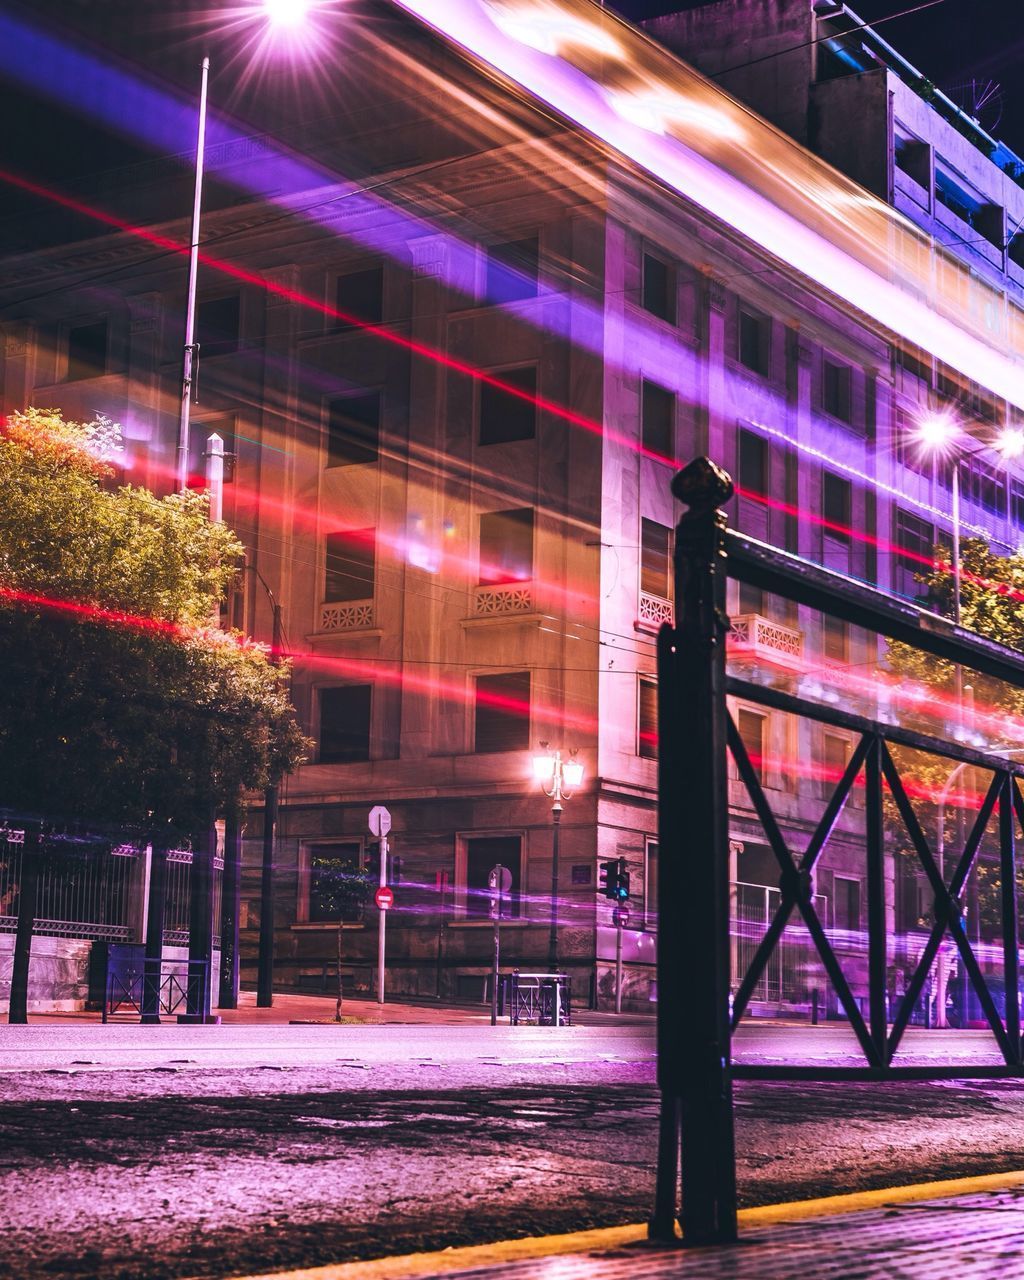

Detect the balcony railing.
[
  {"left": 637, "top": 591, "right": 674, "bottom": 631},
  {"left": 728, "top": 612, "right": 803, "bottom": 667},
  {"left": 474, "top": 583, "right": 533, "bottom": 616},
  {"left": 320, "top": 599, "right": 374, "bottom": 632}
]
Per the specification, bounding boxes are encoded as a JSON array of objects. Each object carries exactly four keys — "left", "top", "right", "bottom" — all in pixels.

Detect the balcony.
[
  {"left": 320, "top": 599, "right": 375, "bottom": 632},
  {"left": 474, "top": 582, "right": 534, "bottom": 616},
  {"left": 636, "top": 591, "right": 674, "bottom": 633},
  {"left": 729, "top": 613, "right": 803, "bottom": 668}
]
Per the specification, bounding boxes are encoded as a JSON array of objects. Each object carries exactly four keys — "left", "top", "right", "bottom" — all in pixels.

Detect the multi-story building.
[{"left": 2, "top": 0, "right": 1023, "bottom": 1014}]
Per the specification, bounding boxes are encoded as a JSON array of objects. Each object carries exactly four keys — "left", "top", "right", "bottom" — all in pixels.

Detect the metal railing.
[
  {"left": 652, "top": 456, "right": 1024, "bottom": 1246},
  {"left": 102, "top": 959, "right": 208, "bottom": 1022},
  {"left": 500, "top": 971, "right": 571, "bottom": 1026},
  {"left": 0, "top": 830, "right": 138, "bottom": 941}
]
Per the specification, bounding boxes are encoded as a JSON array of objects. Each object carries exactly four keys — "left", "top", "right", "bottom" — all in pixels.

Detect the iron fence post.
[
  {"left": 218, "top": 809, "right": 242, "bottom": 1010},
  {"left": 865, "top": 736, "right": 889, "bottom": 1064},
  {"left": 141, "top": 836, "right": 168, "bottom": 1024},
  {"left": 8, "top": 820, "right": 41, "bottom": 1025},
  {"left": 650, "top": 458, "right": 737, "bottom": 1245},
  {"left": 1001, "top": 774, "right": 1020, "bottom": 1060}
]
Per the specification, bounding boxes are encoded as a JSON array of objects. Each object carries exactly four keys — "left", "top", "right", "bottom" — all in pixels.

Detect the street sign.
[
  {"left": 612, "top": 905, "right": 630, "bottom": 928},
  {"left": 488, "top": 865, "right": 513, "bottom": 894},
  {"left": 368, "top": 805, "right": 392, "bottom": 838},
  {"left": 375, "top": 886, "right": 394, "bottom": 910}
]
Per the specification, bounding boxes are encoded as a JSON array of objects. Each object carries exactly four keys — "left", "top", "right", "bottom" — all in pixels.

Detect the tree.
[
  {"left": 0, "top": 409, "right": 308, "bottom": 1020},
  {"left": 887, "top": 537, "right": 1024, "bottom": 1025},
  {"left": 307, "top": 849, "right": 374, "bottom": 1020}
]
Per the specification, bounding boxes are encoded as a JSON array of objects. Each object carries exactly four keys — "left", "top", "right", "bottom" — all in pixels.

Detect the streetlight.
[
  {"left": 175, "top": 1, "right": 318, "bottom": 491},
  {"left": 533, "top": 743, "right": 584, "bottom": 972},
  {"left": 912, "top": 411, "right": 1024, "bottom": 627}
]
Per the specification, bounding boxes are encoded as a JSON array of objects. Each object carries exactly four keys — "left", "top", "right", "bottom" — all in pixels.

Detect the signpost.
[
  {"left": 489, "top": 864, "right": 511, "bottom": 1026},
  {"left": 369, "top": 806, "right": 392, "bottom": 1005}
]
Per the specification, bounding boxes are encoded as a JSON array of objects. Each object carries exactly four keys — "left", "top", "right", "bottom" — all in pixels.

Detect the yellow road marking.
[{"left": 230, "top": 1168, "right": 1024, "bottom": 1280}]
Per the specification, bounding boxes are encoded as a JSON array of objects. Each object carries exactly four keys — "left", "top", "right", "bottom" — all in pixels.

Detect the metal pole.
[
  {"left": 377, "top": 833, "right": 388, "bottom": 1004},
  {"left": 176, "top": 57, "right": 210, "bottom": 492},
  {"left": 615, "top": 920, "right": 624, "bottom": 1015},
  {"left": 951, "top": 460, "right": 962, "bottom": 626},
  {"left": 650, "top": 457, "right": 737, "bottom": 1245},
  {"left": 8, "top": 821, "right": 40, "bottom": 1025},
  {"left": 218, "top": 810, "right": 241, "bottom": 1010},
  {"left": 256, "top": 601, "right": 282, "bottom": 1007},
  {"left": 491, "top": 881, "right": 502, "bottom": 1027},
  {"left": 547, "top": 800, "right": 562, "bottom": 970},
  {"left": 184, "top": 816, "right": 216, "bottom": 1022},
  {"left": 141, "top": 836, "right": 168, "bottom": 1024}
]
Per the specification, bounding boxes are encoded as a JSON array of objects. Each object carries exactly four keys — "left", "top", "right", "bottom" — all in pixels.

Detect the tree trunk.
[
  {"left": 335, "top": 920, "right": 344, "bottom": 1022},
  {"left": 9, "top": 821, "right": 41, "bottom": 1024}
]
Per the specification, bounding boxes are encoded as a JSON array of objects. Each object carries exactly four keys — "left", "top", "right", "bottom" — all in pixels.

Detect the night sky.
[{"left": 2, "top": 0, "right": 1024, "bottom": 236}]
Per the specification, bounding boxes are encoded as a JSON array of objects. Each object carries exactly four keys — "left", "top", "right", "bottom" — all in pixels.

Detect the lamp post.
[
  {"left": 532, "top": 743, "right": 584, "bottom": 972},
  {"left": 913, "top": 412, "right": 1024, "bottom": 626}
]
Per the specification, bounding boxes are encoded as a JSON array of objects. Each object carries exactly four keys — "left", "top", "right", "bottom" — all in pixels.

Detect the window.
[
  {"left": 642, "top": 251, "right": 674, "bottom": 324},
  {"left": 479, "top": 366, "right": 537, "bottom": 445},
  {"left": 485, "top": 236, "right": 539, "bottom": 305},
  {"left": 738, "top": 428, "right": 767, "bottom": 495},
  {"left": 895, "top": 509, "right": 933, "bottom": 603},
  {"left": 319, "top": 685, "right": 372, "bottom": 763},
  {"left": 822, "top": 472, "right": 852, "bottom": 542},
  {"left": 196, "top": 295, "right": 239, "bottom": 357},
  {"left": 823, "top": 359, "right": 852, "bottom": 422},
  {"left": 307, "top": 842, "right": 364, "bottom": 922},
  {"left": 324, "top": 528, "right": 375, "bottom": 602},
  {"left": 641, "top": 380, "right": 674, "bottom": 457},
  {"left": 645, "top": 840, "right": 658, "bottom": 925},
  {"left": 479, "top": 507, "right": 533, "bottom": 584},
  {"left": 335, "top": 266, "right": 383, "bottom": 329},
  {"left": 893, "top": 126, "right": 929, "bottom": 187},
  {"left": 823, "top": 615, "right": 849, "bottom": 663},
  {"left": 963, "top": 457, "right": 1006, "bottom": 515},
  {"left": 474, "top": 671, "right": 530, "bottom": 753},
  {"left": 638, "top": 677, "right": 658, "bottom": 759},
  {"left": 738, "top": 309, "right": 770, "bottom": 376},
  {"left": 640, "top": 519, "right": 672, "bottom": 600},
  {"left": 894, "top": 406, "right": 931, "bottom": 477},
  {"left": 822, "top": 732, "right": 853, "bottom": 799},
  {"left": 465, "top": 835, "right": 522, "bottom": 918},
  {"left": 1012, "top": 478, "right": 1024, "bottom": 528},
  {"left": 737, "top": 582, "right": 765, "bottom": 616},
  {"left": 833, "top": 875, "right": 861, "bottom": 932},
  {"left": 66, "top": 320, "right": 107, "bottom": 381},
  {"left": 894, "top": 342, "right": 932, "bottom": 385},
  {"left": 327, "top": 392, "right": 380, "bottom": 467},
  {"left": 736, "top": 708, "right": 766, "bottom": 784}
]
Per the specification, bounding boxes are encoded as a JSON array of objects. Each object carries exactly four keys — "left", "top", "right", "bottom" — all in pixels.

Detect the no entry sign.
[{"left": 375, "top": 886, "right": 394, "bottom": 910}]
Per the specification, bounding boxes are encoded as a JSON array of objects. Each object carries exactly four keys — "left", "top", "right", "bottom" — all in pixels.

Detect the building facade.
[{"left": 2, "top": 0, "right": 1023, "bottom": 1014}]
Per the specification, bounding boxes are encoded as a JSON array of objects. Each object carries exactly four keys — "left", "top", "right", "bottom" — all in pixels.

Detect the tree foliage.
[{"left": 0, "top": 408, "right": 308, "bottom": 835}]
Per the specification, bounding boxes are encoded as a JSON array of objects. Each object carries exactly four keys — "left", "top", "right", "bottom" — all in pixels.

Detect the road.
[{"left": 3, "top": 1023, "right": 1024, "bottom": 1280}]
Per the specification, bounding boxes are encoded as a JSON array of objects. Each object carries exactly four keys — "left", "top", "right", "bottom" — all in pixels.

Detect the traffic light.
[
  {"left": 599, "top": 859, "right": 618, "bottom": 900},
  {"left": 599, "top": 858, "right": 630, "bottom": 902}
]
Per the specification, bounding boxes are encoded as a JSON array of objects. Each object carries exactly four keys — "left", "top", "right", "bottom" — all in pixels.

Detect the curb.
[{"left": 225, "top": 1168, "right": 1024, "bottom": 1280}]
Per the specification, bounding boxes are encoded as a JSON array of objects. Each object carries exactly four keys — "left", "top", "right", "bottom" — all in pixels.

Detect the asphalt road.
[{"left": 3, "top": 1025, "right": 1024, "bottom": 1280}]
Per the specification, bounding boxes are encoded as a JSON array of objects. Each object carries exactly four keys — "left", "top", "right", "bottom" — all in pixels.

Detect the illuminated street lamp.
[
  {"left": 175, "top": 1, "right": 316, "bottom": 491},
  {"left": 913, "top": 412, "right": 1024, "bottom": 626},
  {"left": 533, "top": 743, "right": 584, "bottom": 971}
]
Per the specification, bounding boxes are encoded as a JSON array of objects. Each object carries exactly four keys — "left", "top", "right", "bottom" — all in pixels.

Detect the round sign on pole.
[
  {"left": 369, "top": 805, "right": 392, "bottom": 838},
  {"left": 612, "top": 905, "right": 630, "bottom": 928},
  {"left": 375, "top": 886, "right": 394, "bottom": 910}
]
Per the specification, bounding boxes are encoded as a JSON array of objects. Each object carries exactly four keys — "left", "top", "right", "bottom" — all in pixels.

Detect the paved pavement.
[{"left": 242, "top": 1175, "right": 1024, "bottom": 1280}]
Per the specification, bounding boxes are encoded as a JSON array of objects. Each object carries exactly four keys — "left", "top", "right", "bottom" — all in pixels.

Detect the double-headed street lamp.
[
  {"left": 532, "top": 744, "right": 584, "bottom": 972},
  {"left": 912, "top": 411, "right": 1024, "bottom": 626}
]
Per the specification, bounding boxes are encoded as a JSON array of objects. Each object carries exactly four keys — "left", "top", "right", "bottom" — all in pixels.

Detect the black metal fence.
[
  {"left": 0, "top": 828, "right": 137, "bottom": 940},
  {"left": 653, "top": 457, "right": 1024, "bottom": 1245}
]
